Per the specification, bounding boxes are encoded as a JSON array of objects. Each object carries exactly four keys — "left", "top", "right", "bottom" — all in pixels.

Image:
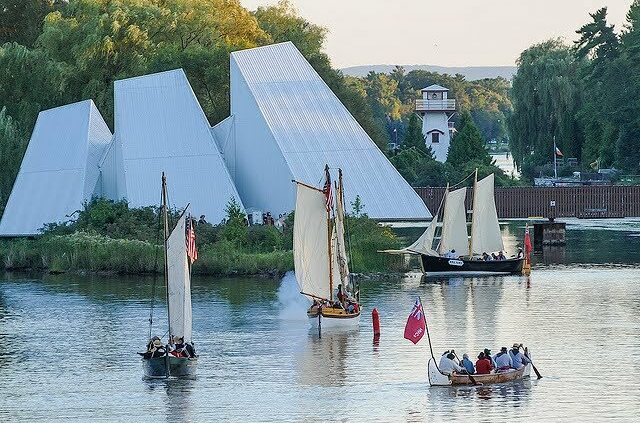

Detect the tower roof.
[{"left": 421, "top": 84, "right": 449, "bottom": 92}]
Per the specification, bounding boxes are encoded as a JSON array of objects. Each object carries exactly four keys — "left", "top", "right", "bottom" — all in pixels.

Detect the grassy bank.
[{"left": 0, "top": 198, "right": 405, "bottom": 277}]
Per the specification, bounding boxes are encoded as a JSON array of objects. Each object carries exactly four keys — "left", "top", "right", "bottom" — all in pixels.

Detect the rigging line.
[{"left": 449, "top": 170, "right": 477, "bottom": 189}]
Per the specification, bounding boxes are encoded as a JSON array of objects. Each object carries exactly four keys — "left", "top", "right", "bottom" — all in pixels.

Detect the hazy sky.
[{"left": 241, "top": 0, "right": 634, "bottom": 68}]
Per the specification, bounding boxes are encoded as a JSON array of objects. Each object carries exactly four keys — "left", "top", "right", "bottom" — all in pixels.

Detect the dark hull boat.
[
  {"left": 420, "top": 255, "right": 524, "bottom": 275},
  {"left": 143, "top": 356, "right": 198, "bottom": 379}
]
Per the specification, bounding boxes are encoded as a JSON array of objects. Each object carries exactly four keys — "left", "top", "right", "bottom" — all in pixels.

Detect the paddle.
[
  {"left": 452, "top": 351, "right": 481, "bottom": 386},
  {"left": 520, "top": 345, "right": 542, "bottom": 379}
]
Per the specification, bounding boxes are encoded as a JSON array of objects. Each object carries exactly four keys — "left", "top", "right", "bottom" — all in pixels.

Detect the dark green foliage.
[
  {"left": 402, "top": 113, "right": 430, "bottom": 156},
  {"left": 0, "top": 1, "right": 65, "bottom": 46},
  {"left": 0, "top": 107, "right": 26, "bottom": 213},
  {"left": 509, "top": 3, "right": 640, "bottom": 176},
  {"left": 219, "top": 197, "right": 248, "bottom": 245}
]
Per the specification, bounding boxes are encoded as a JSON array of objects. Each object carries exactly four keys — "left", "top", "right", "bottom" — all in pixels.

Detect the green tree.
[
  {"left": 0, "top": 107, "right": 26, "bottom": 212},
  {"left": 0, "top": 0, "right": 65, "bottom": 46},
  {"left": 401, "top": 113, "right": 431, "bottom": 157},
  {"left": 508, "top": 39, "right": 584, "bottom": 179},
  {"left": 219, "top": 197, "right": 248, "bottom": 245}
]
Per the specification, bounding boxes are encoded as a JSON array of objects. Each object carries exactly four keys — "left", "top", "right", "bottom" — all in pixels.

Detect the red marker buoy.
[{"left": 372, "top": 308, "right": 380, "bottom": 343}]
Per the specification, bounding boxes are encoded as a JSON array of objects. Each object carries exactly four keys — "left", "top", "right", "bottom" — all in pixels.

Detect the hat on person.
[
  {"left": 501, "top": 346, "right": 508, "bottom": 352},
  {"left": 484, "top": 348, "right": 491, "bottom": 355},
  {"left": 463, "top": 353, "right": 469, "bottom": 359},
  {"left": 152, "top": 339, "right": 163, "bottom": 348},
  {"left": 512, "top": 343, "right": 521, "bottom": 349},
  {"left": 175, "top": 337, "right": 184, "bottom": 344}
]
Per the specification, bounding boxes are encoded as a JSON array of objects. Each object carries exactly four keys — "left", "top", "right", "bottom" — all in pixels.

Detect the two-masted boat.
[
  {"left": 293, "top": 167, "right": 361, "bottom": 329},
  {"left": 398, "top": 172, "right": 524, "bottom": 275},
  {"left": 141, "top": 174, "right": 198, "bottom": 378}
]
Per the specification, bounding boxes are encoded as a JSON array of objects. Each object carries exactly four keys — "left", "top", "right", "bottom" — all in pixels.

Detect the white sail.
[
  {"left": 167, "top": 212, "right": 192, "bottom": 343},
  {"left": 438, "top": 187, "right": 469, "bottom": 255},
  {"left": 405, "top": 218, "right": 439, "bottom": 256},
  {"left": 470, "top": 173, "right": 504, "bottom": 255},
  {"left": 334, "top": 178, "right": 350, "bottom": 290},
  {"left": 293, "top": 183, "right": 331, "bottom": 300}
]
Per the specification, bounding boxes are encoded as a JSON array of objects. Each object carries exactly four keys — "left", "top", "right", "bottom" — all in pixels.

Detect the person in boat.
[
  {"left": 475, "top": 352, "right": 493, "bottom": 375},
  {"left": 336, "top": 284, "right": 347, "bottom": 308},
  {"left": 491, "top": 252, "right": 499, "bottom": 260},
  {"left": 438, "top": 351, "right": 466, "bottom": 375},
  {"left": 482, "top": 252, "right": 491, "bottom": 261},
  {"left": 508, "top": 343, "right": 531, "bottom": 369},
  {"left": 170, "top": 337, "right": 189, "bottom": 358},
  {"left": 484, "top": 348, "right": 496, "bottom": 369},
  {"left": 493, "top": 347, "right": 513, "bottom": 371},
  {"left": 460, "top": 353, "right": 475, "bottom": 374},
  {"left": 141, "top": 337, "right": 166, "bottom": 359},
  {"left": 516, "top": 248, "right": 524, "bottom": 259},
  {"left": 497, "top": 251, "right": 507, "bottom": 260},
  {"left": 444, "top": 249, "right": 459, "bottom": 259}
]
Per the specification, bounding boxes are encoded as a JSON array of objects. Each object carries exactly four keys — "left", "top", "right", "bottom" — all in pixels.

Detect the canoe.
[
  {"left": 142, "top": 355, "right": 198, "bottom": 379},
  {"left": 428, "top": 358, "right": 531, "bottom": 386}
]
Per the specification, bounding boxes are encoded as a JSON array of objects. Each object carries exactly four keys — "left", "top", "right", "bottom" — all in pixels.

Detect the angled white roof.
[
  {"left": 421, "top": 84, "right": 449, "bottom": 92},
  {"left": 0, "top": 100, "right": 112, "bottom": 236},
  {"left": 229, "top": 42, "right": 430, "bottom": 219},
  {"left": 114, "top": 69, "right": 244, "bottom": 223}
]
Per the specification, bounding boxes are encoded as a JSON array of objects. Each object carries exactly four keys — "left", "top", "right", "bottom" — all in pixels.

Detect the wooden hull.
[
  {"left": 420, "top": 254, "right": 524, "bottom": 276},
  {"left": 308, "top": 305, "right": 361, "bottom": 329},
  {"left": 428, "top": 358, "right": 531, "bottom": 386},
  {"left": 142, "top": 355, "right": 198, "bottom": 379}
]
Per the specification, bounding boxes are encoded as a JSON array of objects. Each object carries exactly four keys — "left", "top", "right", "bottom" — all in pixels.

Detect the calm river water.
[{"left": 1, "top": 219, "right": 640, "bottom": 422}]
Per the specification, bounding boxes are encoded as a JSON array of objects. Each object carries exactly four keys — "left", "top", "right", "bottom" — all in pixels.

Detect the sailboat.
[
  {"left": 402, "top": 172, "right": 524, "bottom": 275},
  {"left": 293, "top": 166, "right": 361, "bottom": 329},
  {"left": 141, "top": 173, "right": 198, "bottom": 378}
]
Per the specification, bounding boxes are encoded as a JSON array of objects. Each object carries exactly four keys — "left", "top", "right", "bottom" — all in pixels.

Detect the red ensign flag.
[
  {"left": 404, "top": 298, "right": 426, "bottom": 344},
  {"left": 524, "top": 224, "right": 532, "bottom": 258}
]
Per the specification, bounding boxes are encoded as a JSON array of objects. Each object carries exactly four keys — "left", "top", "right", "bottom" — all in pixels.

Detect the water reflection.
[{"left": 296, "top": 329, "right": 355, "bottom": 387}]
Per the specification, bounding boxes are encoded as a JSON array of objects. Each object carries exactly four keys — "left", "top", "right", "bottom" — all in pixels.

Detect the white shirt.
[
  {"left": 494, "top": 352, "right": 513, "bottom": 368},
  {"left": 438, "top": 355, "right": 463, "bottom": 375}
]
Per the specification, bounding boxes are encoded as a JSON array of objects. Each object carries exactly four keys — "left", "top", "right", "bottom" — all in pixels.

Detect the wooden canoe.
[{"left": 450, "top": 366, "right": 527, "bottom": 385}]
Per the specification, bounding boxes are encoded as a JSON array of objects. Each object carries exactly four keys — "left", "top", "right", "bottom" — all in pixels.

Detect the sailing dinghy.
[
  {"left": 293, "top": 167, "right": 361, "bottom": 329},
  {"left": 391, "top": 172, "right": 524, "bottom": 275},
  {"left": 141, "top": 173, "right": 198, "bottom": 378}
]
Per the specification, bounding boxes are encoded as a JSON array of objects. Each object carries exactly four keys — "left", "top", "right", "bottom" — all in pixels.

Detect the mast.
[
  {"left": 468, "top": 168, "right": 478, "bottom": 257},
  {"left": 325, "top": 165, "right": 334, "bottom": 302},
  {"left": 161, "top": 172, "right": 172, "bottom": 342}
]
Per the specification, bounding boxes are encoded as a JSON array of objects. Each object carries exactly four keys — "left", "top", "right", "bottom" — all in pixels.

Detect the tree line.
[{"left": 509, "top": 2, "right": 640, "bottom": 180}]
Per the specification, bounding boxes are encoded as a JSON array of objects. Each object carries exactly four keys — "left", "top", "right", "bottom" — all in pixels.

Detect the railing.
[
  {"left": 415, "top": 185, "right": 640, "bottom": 218},
  {"left": 416, "top": 99, "right": 456, "bottom": 111}
]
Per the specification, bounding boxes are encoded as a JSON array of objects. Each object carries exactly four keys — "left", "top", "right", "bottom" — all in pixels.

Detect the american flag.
[
  {"left": 322, "top": 166, "right": 333, "bottom": 211},
  {"left": 186, "top": 216, "right": 198, "bottom": 263}
]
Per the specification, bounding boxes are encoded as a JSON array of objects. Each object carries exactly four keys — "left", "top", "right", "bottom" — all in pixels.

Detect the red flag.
[
  {"left": 186, "top": 216, "right": 198, "bottom": 264},
  {"left": 404, "top": 298, "right": 426, "bottom": 344},
  {"left": 322, "top": 166, "right": 333, "bottom": 211},
  {"left": 524, "top": 224, "right": 532, "bottom": 259}
]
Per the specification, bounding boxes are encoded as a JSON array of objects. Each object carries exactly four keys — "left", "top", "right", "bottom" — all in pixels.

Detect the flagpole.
[
  {"left": 419, "top": 296, "right": 435, "bottom": 361},
  {"left": 553, "top": 136, "right": 557, "bottom": 179}
]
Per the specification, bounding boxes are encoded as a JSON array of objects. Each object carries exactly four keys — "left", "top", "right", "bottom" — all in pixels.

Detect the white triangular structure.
[
  {"left": 217, "top": 42, "right": 430, "bottom": 220},
  {"left": 109, "top": 69, "right": 244, "bottom": 224},
  {"left": 0, "top": 100, "right": 112, "bottom": 236},
  {"left": 167, "top": 211, "right": 192, "bottom": 344},
  {"left": 470, "top": 173, "right": 503, "bottom": 255}
]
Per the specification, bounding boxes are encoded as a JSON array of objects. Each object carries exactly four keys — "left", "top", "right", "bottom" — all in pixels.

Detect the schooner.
[
  {"left": 293, "top": 166, "right": 361, "bottom": 329},
  {"left": 140, "top": 173, "right": 198, "bottom": 378},
  {"left": 399, "top": 172, "right": 524, "bottom": 275}
]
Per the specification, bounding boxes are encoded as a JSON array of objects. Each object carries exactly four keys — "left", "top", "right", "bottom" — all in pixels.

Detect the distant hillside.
[{"left": 341, "top": 65, "right": 517, "bottom": 80}]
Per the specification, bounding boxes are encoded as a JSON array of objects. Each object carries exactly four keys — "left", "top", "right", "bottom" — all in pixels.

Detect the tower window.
[{"left": 431, "top": 132, "right": 440, "bottom": 143}]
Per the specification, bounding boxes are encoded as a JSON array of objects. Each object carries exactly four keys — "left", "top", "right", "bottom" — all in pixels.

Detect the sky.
[{"left": 240, "top": 0, "right": 634, "bottom": 68}]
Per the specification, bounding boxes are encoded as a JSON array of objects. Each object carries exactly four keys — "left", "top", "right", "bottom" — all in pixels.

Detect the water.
[{"left": 1, "top": 219, "right": 640, "bottom": 422}]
